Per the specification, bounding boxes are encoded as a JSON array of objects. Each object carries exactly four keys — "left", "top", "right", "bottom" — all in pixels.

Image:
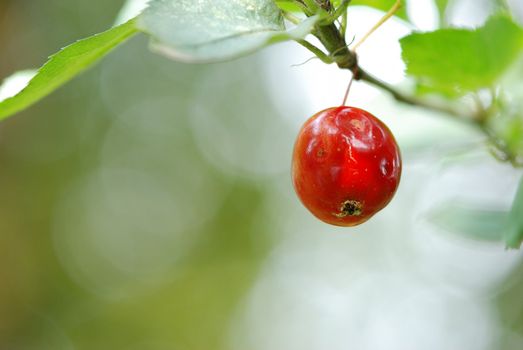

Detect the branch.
[
  {"left": 357, "top": 68, "right": 473, "bottom": 121},
  {"left": 303, "top": 4, "right": 475, "bottom": 123}
]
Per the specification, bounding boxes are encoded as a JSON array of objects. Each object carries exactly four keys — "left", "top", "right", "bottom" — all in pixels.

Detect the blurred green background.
[{"left": 1, "top": 0, "right": 523, "bottom": 349}]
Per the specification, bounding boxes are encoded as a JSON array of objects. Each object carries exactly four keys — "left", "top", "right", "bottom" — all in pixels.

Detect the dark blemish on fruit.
[
  {"left": 333, "top": 199, "right": 362, "bottom": 217},
  {"left": 317, "top": 148, "right": 325, "bottom": 157}
]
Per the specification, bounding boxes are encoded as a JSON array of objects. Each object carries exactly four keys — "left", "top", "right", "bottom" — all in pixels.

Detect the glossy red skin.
[{"left": 292, "top": 106, "right": 401, "bottom": 226}]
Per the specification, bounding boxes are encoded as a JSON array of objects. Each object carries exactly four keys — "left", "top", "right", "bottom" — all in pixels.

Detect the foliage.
[
  {"left": 400, "top": 15, "right": 523, "bottom": 97},
  {"left": 428, "top": 200, "right": 523, "bottom": 249},
  {"left": 0, "top": 19, "right": 138, "bottom": 120},
  {"left": 137, "top": 0, "right": 320, "bottom": 62}
]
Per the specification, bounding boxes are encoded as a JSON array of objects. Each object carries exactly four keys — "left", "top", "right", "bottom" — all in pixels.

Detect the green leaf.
[
  {"left": 400, "top": 14, "right": 523, "bottom": 97},
  {"left": 506, "top": 175, "right": 523, "bottom": 249},
  {"left": 0, "top": 19, "right": 139, "bottom": 121},
  {"left": 138, "top": 0, "right": 320, "bottom": 63},
  {"left": 415, "top": 80, "right": 461, "bottom": 98},
  {"left": 428, "top": 202, "right": 509, "bottom": 242},
  {"left": 349, "top": 0, "right": 408, "bottom": 21},
  {"left": 275, "top": 0, "right": 303, "bottom": 12}
]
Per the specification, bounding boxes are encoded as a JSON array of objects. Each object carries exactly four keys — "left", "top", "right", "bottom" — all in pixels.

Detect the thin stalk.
[
  {"left": 352, "top": 0, "right": 402, "bottom": 51},
  {"left": 341, "top": 71, "right": 354, "bottom": 106}
]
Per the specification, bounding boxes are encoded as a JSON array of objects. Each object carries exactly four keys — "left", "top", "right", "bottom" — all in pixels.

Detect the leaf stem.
[{"left": 296, "top": 40, "right": 333, "bottom": 63}]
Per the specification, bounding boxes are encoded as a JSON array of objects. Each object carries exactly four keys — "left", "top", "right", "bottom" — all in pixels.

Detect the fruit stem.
[
  {"left": 352, "top": 0, "right": 402, "bottom": 52},
  {"left": 341, "top": 70, "right": 355, "bottom": 106}
]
